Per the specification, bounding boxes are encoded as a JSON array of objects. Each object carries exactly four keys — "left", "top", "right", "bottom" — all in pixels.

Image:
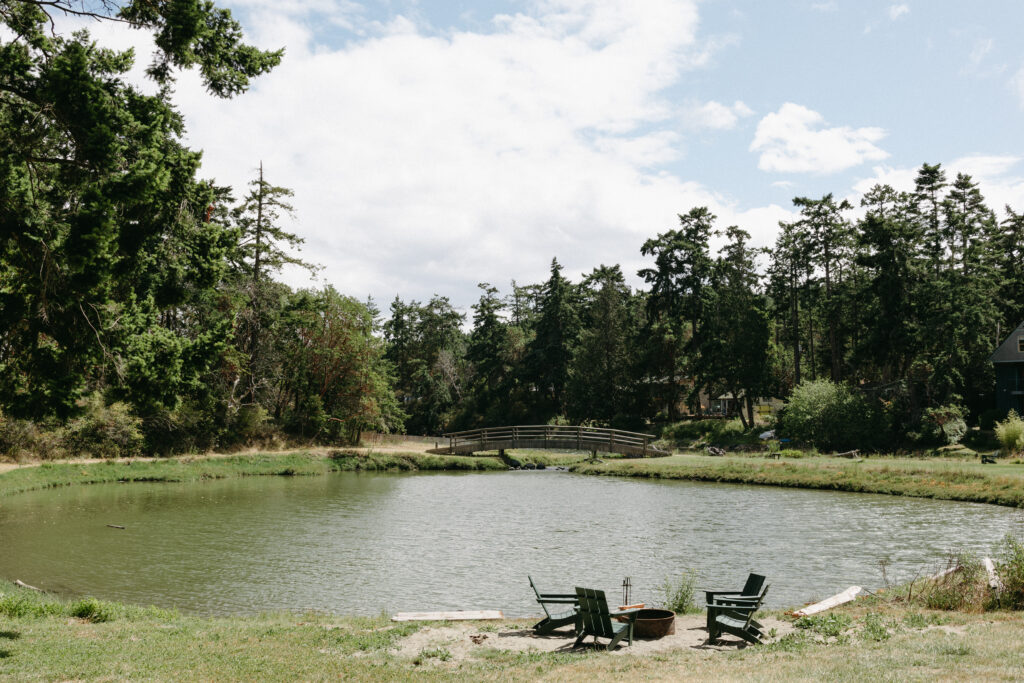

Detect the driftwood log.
[{"left": 14, "top": 579, "right": 42, "bottom": 592}]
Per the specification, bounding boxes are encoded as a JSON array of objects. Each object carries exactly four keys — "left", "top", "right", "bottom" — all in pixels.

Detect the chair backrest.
[
  {"left": 742, "top": 573, "right": 766, "bottom": 597},
  {"left": 739, "top": 586, "right": 769, "bottom": 628},
  {"left": 529, "top": 576, "right": 553, "bottom": 618},
  {"left": 575, "top": 587, "right": 616, "bottom": 638}
]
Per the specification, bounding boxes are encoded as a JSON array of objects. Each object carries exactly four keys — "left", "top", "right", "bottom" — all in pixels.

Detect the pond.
[{"left": 1, "top": 470, "right": 1022, "bottom": 616}]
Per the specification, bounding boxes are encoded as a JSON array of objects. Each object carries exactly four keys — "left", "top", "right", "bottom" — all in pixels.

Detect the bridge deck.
[{"left": 425, "top": 425, "right": 670, "bottom": 458}]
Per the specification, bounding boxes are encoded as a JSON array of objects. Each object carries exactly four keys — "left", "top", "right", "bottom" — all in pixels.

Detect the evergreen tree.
[
  {"left": 525, "top": 258, "right": 580, "bottom": 419},
  {"left": 568, "top": 265, "right": 634, "bottom": 423},
  {"left": 638, "top": 207, "right": 715, "bottom": 417},
  {"left": 0, "top": 1, "right": 278, "bottom": 418}
]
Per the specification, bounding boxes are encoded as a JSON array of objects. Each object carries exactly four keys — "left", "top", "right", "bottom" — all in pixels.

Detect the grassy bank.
[
  {"left": 1, "top": 579, "right": 1023, "bottom": 680},
  {"left": 0, "top": 450, "right": 505, "bottom": 498},
  {"left": 572, "top": 454, "right": 1024, "bottom": 508}
]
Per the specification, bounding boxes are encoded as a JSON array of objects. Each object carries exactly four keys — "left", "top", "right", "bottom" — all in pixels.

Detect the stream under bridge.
[{"left": 426, "top": 425, "right": 670, "bottom": 458}]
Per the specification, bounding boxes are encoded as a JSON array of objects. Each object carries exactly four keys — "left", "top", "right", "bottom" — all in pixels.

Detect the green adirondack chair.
[
  {"left": 573, "top": 587, "right": 642, "bottom": 650},
  {"left": 528, "top": 576, "right": 579, "bottom": 635},
  {"left": 703, "top": 573, "right": 766, "bottom": 633},
  {"left": 706, "top": 585, "right": 769, "bottom": 645}
]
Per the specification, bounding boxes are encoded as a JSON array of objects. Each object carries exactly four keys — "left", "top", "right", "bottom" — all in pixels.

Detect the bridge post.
[
  {"left": 577, "top": 426, "right": 581, "bottom": 450},
  {"left": 609, "top": 430, "right": 615, "bottom": 452},
  {"left": 643, "top": 436, "right": 648, "bottom": 457},
  {"left": 483, "top": 428, "right": 489, "bottom": 450}
]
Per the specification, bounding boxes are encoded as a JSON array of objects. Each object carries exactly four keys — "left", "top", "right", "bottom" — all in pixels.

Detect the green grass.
[
  {"left": 0, "top": 450, "right": 505, "bottom": 498},
  {"left": 571, "top": 453, "right": 1024, "bottom": 507},
  {"left": 1, "top": 580, "right": 1023, "bottom": 681}
]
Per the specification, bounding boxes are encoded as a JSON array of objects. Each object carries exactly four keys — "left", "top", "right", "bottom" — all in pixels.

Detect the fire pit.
[{"left": 632, "top": 608, "right": 675, "bottom": 638}]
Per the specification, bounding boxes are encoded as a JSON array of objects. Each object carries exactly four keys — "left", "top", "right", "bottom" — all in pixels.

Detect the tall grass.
[
  {"left": 656, "top": 569, "right": 700, "bottom": 614},
  {"left": 995, "top": 411, "right": 1024, "bottom": 455}
]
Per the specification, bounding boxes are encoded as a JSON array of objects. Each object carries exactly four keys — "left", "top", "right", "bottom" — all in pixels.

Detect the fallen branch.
[{"left": 14, "top": 579, "right": 42, "bottom": 592}]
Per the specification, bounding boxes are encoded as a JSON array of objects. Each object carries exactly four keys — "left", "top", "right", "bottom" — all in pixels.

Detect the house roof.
[{"left": 990, "top": 321, "right": 1024, "bottom": 363}]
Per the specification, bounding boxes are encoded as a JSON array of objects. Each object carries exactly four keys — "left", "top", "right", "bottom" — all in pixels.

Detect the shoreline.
[
  {"left": 1, "top": 577, "right": 1022, "bottom": 680},
  {"left": 4, "top": 447, "right": 1024, "bottom": 509}
]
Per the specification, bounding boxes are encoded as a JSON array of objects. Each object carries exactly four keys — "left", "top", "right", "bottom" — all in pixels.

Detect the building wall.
[{"left": 995, "top": 363, "right": 1024, "bottom": 416}]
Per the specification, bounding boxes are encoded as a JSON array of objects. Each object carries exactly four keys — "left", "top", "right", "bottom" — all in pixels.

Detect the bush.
[
  {"left": 0, "top": 413, "right": 65, "bottom": 461},
  {"left": 63, "top": 395, "right": 143, "bottom": 459},
  {"left": 659, "top": 419, "right": 758, "bottom": 449},
  {"left": 657, "top": 569, "right": 699, "bottom": 614},
  {"left": 995, "top": 411, "right": 1024, "bottom": 455},
  {"left": 144, "top": 400, "right": 223, "bottom": 455},
  {"left": 919, "top": 404, "right": 967, "bottom": 446},
  {"left": 776, "top": 380, "right": 886, "bottom": 452},
  {"left": 224, "top": 404, "right": 274, "bottom": 447},
  {"left": 68, "top": 596, "right": 116, "bottom": 623},
  {"left": 991, "top": 534, "right": 1024, "bottom": 610},
  {"left": 919, "top": 552, "right": 988, "bottom": 612}
]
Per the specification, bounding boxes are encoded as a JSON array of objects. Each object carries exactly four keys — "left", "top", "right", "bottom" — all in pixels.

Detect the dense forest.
[{"left": 2, "top": 1, "right": 1022, "bottom": 458}]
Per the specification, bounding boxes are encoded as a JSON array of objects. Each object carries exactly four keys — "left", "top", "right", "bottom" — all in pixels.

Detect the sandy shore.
[{"left": 394, "top": 614, "right": 795, "bottom": 663}]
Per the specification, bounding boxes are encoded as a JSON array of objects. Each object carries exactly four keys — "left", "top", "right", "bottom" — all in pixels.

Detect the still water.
[{"left": 1, "top": 471, "right": 1022, "bottom": 616}]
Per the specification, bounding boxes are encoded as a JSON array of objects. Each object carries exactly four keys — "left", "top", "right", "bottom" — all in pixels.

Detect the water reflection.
[{"left": 0, "top": 471, "right": 1021, "bottom": 616}]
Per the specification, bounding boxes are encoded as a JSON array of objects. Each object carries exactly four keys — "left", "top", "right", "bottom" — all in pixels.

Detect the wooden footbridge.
[{"left": 426, "top": 425, "right": 670, "bottom": 458}]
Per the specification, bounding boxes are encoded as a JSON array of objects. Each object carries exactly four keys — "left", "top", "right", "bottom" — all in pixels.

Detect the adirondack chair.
[
  {"left": 706, "top": 585, "right": 769, "bottom": 645},
  {"left": 528, "top": 576, "right": 579, "bottom": 634},
  {"left": 573, "top": 587, "right": 642, "bottom": 650},
  {"left": 703, "top": 573, "right": 766, "bottom": 633}
]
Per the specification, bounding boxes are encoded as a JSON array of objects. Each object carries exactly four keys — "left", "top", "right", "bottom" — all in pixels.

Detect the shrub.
[
  {"left": 776, "top": 380, "right": 886, "bottom": 452},
  {"left": 919, "top": 552, "right": 988, "bottom": 612},
  {"left": 63, "top": 394, "right": 143, "bottom": 459},
  {"left": 224, "top": 404, "right": 274, "bottom": 446},
  {"left": 860, "top": 612, "right": 891, "bottom": 641},
  {"left": 991, "top": 533, "right": 1024, "bottom": 610},
  {"left": 995, "top": 411, "right": 1024, "bottom": 455},
  {"left": 794, "top": 613, "right": 851, "bottom": 638},
  {"left": 0, "top": 413, "right": 66, "bottom": 461},
  {"left": 144, "top": 400, "right": 223, "bottom": 455},
  {"left": 68, "top": 596, "right": 116, "bottom": 623},
  {"left": 657, "top": 569, "right": 699, "bottom": 614},
  {"left": 919, "top": 404, "right": 967, "bottom": 446}
]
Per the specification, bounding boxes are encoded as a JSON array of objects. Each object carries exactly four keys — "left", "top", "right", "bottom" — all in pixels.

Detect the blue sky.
[{"left": 96, "top": 0, "right": 1024, "bottom": 309}]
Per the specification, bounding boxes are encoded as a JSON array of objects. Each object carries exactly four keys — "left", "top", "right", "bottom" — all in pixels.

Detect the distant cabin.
[{"left": 991, "top": 321, "right": 1024, "bottom": 416}]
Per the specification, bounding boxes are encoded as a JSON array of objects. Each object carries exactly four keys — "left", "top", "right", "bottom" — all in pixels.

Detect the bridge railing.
[{"left": 442, "top": 425, "right": 660, "bottom": 456}]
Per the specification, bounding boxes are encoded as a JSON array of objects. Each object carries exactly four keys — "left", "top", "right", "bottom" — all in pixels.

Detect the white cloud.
[
  {"left": 166, "top": 0, "right": 776, "bottom": 303},
  {"left": 48, "top": 2, "right": 799, "bottom": 302},
  {"left": 750, "top": 103, "right": 888, "bottom": 174},
  {"left": 683, "top": 100, "right": 754, "bottom": 130},
  {"left": 888, "top": 4, "right": 910, "bottom": 20}
]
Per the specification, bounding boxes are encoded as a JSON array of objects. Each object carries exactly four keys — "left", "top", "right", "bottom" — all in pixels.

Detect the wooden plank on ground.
[
  {"left": 391, "top": 610, "right": 504, "bottom": 622},
  {"left": 793, "top": 586, "right": 861, "bottom": 617}
]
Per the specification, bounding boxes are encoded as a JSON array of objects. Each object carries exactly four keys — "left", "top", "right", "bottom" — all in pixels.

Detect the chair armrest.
[
  {"left": 711, "top": 594, "right": 761, "bottom": 604},
  {"left": 537, "top": 593, "right": 578, "bottom": 599},
  {"left": 706, "top": 602, "right": 760, "bottom": 616},
  {"left": 536, "top": 597, "right": 577, "bottom": 605},
  {"left": 612, "top": 608, "right": 644, "bottom": 623}
]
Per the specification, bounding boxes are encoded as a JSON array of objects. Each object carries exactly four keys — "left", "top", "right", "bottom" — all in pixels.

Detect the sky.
[{"left": 73, "top": 1, "right": 1024, "bottom": 312}]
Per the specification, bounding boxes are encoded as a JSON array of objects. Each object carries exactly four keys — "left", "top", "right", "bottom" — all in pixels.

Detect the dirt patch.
[{"left": 395, "top": 614, "right": 794, "bottom": 663}]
